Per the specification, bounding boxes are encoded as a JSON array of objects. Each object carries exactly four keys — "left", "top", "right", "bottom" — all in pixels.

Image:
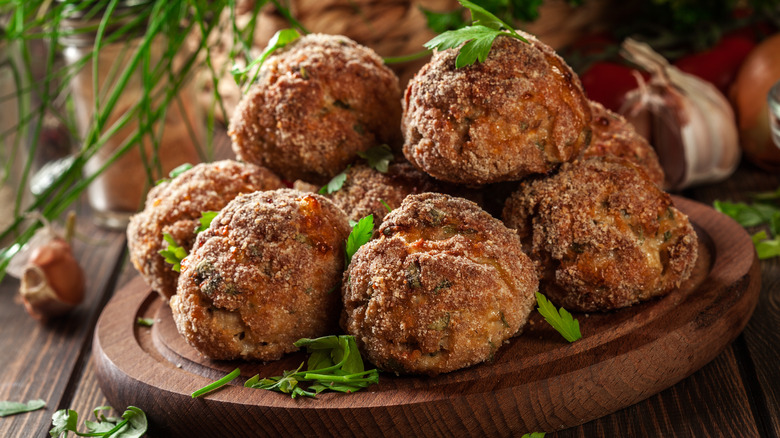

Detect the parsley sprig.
[
  {"left": 357, "top": 144, "right": 394, "bottom": 173},
  {"left": 244, "top": 335, "right": 379, "bottom": 398},
  {"left": 536, "top": 292, "right": 582, "bottom": 343},
  {"left": 50, "top": 406, "right": 147, "bottom": 438},
  {"left": 345, "top": 215, "right": 374, "bottom": 266},
  {"left": 714, "top": 188, "right": 780, "bottom": 260},
  {"left": 424, "top": 0, "right": 527, "bottom": 68},
  {"left": 159, "top": 211, "right": 219, "bottom": 272},
  {"left": 319, "top": 166, "right": 350, "bottom": 195},
  {"left": 0, "top": 399, "right": 46, "bottom": 417}
]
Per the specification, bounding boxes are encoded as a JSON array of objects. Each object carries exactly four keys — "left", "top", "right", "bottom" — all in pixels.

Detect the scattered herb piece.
[
  {"left": 714, "top": 191, "right": 780, "bottom": 259},
  {"left": 521, "top": 433, "right": 546, "bottom": 438},
  {"left": 0, "top": 399, "right": 46, "bottom": 417},
  {"left": 159, "top": 233, "right": 187, "bottom": 272},
  {"left": 191, "top": 368, "right": 241, "bottom": 398},
  {"left": 424, "top": 0, "right": 528, "bottom": 68},
  {"left": 357, "top": 145, "right": 394, "bottom": 173},
  {"left": 155, "top": 163, "right": 193, "bottom": 185},
  {"left": 319, "top": 166, "right": 350, "bottom": 195},
  {"left": 380, "top": 199, "right": 392, "bottom": 213},
  {"left": 536, "top": 292, "right": 581, "bottom": 342},
  {"left": 233, "top": 28, "right": 302, "bottom": 86},
  {"left": 136, "top": 317, "right": 155, "bottom": 327},
  {"left": 243, "top": 335, "right": 379, "bottom": 398},
  {"left": 345, "top": 215, "right": 374, "bottom": 266},
  {"left": 196, "top": 211, "right": 220, "bottom": 233},
  {"left": 50, "top": 405, "right": 147, "bottom": 438}
]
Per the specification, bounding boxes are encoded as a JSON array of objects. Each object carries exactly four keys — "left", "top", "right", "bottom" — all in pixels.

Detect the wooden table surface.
[{"left": 1, "top": 137, "right": 778, "bottom": 437}]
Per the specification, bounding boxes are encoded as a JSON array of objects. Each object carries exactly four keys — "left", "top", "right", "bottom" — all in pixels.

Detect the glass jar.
[
  {"left": 59, "top": 1, "right": 203, "bottom": 229},
  {"left": 769, "top": 80, "right": 780, "bottom": 163}
]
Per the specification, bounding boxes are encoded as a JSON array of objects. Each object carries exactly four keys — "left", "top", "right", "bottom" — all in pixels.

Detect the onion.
[{"left": 729, "top": 32, "right": 780, "bottom": 171}]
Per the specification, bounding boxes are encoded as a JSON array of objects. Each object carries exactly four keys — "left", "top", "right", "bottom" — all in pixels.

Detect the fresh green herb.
[
  {"left": 196, "top": 211, "right": 220, "bottom": 233},
  {"left": 424, "top": 0, "right": 527, "bottom": 68},
  {"left": 345, "top": 215, "right": 374, "bottom": 266},
  {"left": 536, "top": 292, "right": 581, "bottom": 343},
  {"left": 50, "top": 405, "right": 147, "bottom": 438},
  {"left": 136, "top": 317, "right": 155, "bottom": 327},
  {"left": 380, "top": 199, "right": 392, "bottom": 213},
  {"left": 521, "top": 433, "right": 546, "bottom": 438},
  {"left": 714, "top": 194, "right": 780, "bottom": 259},
  {"left": 232, "top": 28, "right": 302, "bottom": 87},
  {"left": 0, "top": 399, "right": 46, "bottom": 417},
  {"left": 357, "top": 144, "right": 394, "bottom": 173},
  {"left": 243, "top": 335, "right": 379, "bottom": 398},
  {"left": 155, "top": 163, "right": 194, "bottom": 185},
  {"left": 191, "top": 368, "right": 241, "bottom": 398},
  {"left": 319, "top": 166, "right": 350, "bottom": 195},
  {"left": 159, "top": 233, "right": 187, "bottom": 272}
]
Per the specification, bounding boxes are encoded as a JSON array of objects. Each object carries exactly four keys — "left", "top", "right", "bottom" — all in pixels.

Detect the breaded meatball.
[
  {"left": 342, "top": 193, "right": 538, "bottom": 375},
  {"left": 502, "top": 157, "right": 698, "bottom": 312},
  {"left": 327, "top": 162, "right": 441, "bottom": 223},
  {"left": 402, "top": 32, "right": 592, "bottom": 185},
  {"left": 229, "top": 33, "right": 402, "bottom": 184},
  {"left": 582, "top": 100, "right": 665, "bottom": 187},
  {"left": 170, "top": 189, "right": 351, "bottom": 361},
  {"left": 127, "top": 160, "right": 284, "bottom": 301}
]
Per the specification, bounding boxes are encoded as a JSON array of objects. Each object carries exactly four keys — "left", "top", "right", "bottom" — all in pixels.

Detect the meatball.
[
  {"left": 582, "top": 100, "right": 665, "bottom": 187},
  {"left": 127, "top": 160, "right": 284, "bottom": 301},
  {"left": 327, "top": 162, "right": 441, "bottom": 223},
  {"left": 502, "top": 157, "right": 698, "bottom": 312},
  {"left": 402, "top": 32, "right": 592, "bottom": 185},
  {"left": 170, "top": 189, "right": 350, "bottom": 361},
  {"left": 342, "top": 193, "right": 538, "bottom": 375},
  {"left": 229, "top": 33, "right": 402, "bottom": 184}
]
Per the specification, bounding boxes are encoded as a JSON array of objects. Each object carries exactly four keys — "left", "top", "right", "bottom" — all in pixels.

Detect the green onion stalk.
[{"left": 0, "top": 0, "right": 301, "bottom": 281}]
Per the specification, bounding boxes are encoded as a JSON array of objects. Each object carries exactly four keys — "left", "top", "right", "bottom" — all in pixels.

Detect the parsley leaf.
[
  {"left": 521, "top": 433, "right": 546, "bottom": 438},
  {"left": 243, "top": 335, "right": 379, "bottom": 398},
  {"left": 50, "top": 406, "right": 147, "bottom": 438},
  {"left": 319, "top": 166, "right": 350, "bottom": 195},
  {"left": 424, "top": 0, "right": 527, "bottom": 68},
  {"left": 155, "top": 162, "right": 193, "bottom": 185},
  {"left": 345, "top": 215, "right": 374, "bottom": 266},
  {"left": 0, "top": 399, "right": 46, "bottom": 417},
  {"left": 233, "top": 28, "right": 301, "bottom": 86},
  {"left": 357, "top": 145, "right": 394, "bottom": 173},
  {"left": 752, "top": 231, "right": 780, "bottom": 260},
  {"left": 196, "top": 211, "right": 219, "bottom": 233},
  {"left": 714, "top": 194, "right": 780, "bottom": 259},
  {"left": 536, "top": 292, "right": 582, "bottom": 342},
  {"left": 159, "top": 233, "right": 188, "bottom": 272}
]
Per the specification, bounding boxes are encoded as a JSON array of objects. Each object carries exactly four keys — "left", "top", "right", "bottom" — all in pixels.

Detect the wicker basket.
[{"left": 202, "top": 0, "right": 614, "bottom": 123}]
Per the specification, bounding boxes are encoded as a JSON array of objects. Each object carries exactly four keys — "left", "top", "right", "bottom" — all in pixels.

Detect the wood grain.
[{"left": 92, "top": 196, "right": 761, "bottom": 437}]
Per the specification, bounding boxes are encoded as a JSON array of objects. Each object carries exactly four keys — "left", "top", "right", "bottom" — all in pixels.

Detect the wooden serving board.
[{"left": 93, "top": 196, "right": 761, "bottom": 437}]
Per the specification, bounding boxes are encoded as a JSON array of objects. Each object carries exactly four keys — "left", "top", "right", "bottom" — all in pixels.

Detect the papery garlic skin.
[
  {"left": 620, "top": 39, "right": 740, "bottom": 190},
  {"left": 20, "top": 238, "right": 85, "bottom": 320}
]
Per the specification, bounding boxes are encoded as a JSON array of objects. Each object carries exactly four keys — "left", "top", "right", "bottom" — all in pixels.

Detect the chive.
[{"left": 191, "top": 368, "right": 241, "bottom": 398}]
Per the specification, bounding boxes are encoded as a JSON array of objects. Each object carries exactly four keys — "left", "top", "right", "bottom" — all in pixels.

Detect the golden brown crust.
[
  {"left": 502, "top": 157, "right": 697, "bottom": 312},
  {"left": 401, "top": 32, "right": 592, "bottom": 185},
  {"left": 170, "top": 189, "right": 351, "bottom": 361},
  {"left": 126, "top": 160, "right": 284, "bottom": 301},
  {"left": 583, "top": 100, "right": 665, "bottom": 187},
  {"left": 229, "top": 33, "right": 402, "bottom": 184},
  {"left": 327, "top": 162, "right": 441, "bottom": 223},
  {"left": 342, "top": 193, "right": 538, "bottom": 375}
]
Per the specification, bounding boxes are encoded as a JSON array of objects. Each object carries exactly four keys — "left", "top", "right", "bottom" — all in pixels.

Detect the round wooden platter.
[{"left": 93, "top": 196, "right": 761, "bottom": 437}]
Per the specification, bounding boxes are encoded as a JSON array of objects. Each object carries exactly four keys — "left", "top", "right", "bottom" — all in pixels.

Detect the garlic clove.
[{"left": 19, "top": 237, "right": 85, "bottom": 320}]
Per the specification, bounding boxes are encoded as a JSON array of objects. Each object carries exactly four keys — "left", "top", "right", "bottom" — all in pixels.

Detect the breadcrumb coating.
[
  {"left": 170, "top": 189, "right": 350, "bottom": 361},
  {"left": 127, "top": 160, "right": 284, "bottom": 301},
  {"left": 342, "top": 193, "right": 538, "bottom": 375},
  {"left": 502, "top": 157, "right": 697, "bottom": 312},
  {"left": 402, "top": 32, "right": 591, "bottom": 185},
  {"left": 229, "top": 33, "right": 402, "bottom": 184}
]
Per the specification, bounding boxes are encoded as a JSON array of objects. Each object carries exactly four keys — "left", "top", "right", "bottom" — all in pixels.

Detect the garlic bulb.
[{"left": 619, "top": 38, "right": 740, "bottom": 190}]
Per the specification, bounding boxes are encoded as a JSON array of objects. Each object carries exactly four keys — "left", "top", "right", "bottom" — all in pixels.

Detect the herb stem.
[
  {"left": 383, "top": 49, "right": 432, "bottom": 64},
  {"left": 191, "top": 368, "right": 241, "bottom": 398}
]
